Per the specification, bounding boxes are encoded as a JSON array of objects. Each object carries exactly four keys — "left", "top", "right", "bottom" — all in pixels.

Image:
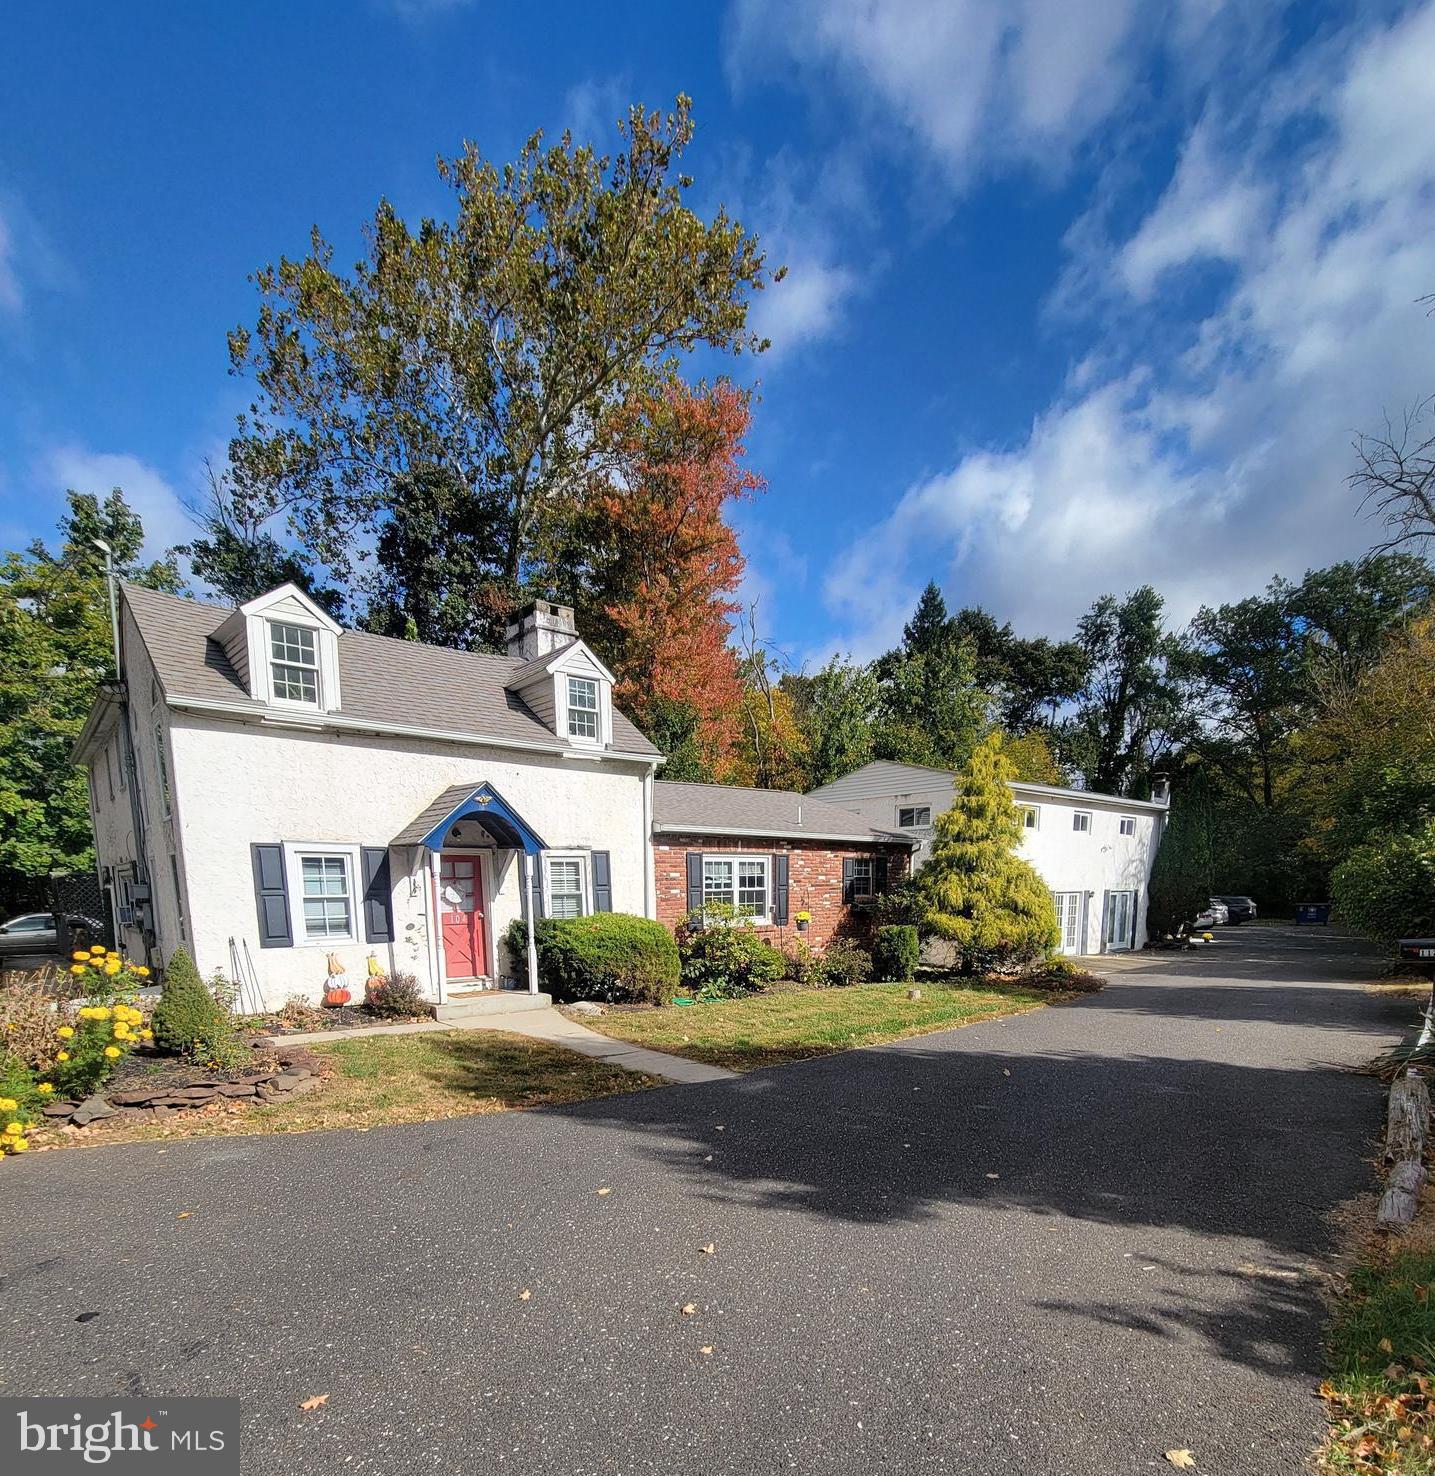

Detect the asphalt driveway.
[{"left": 0, "top": 926, "right": 1413, "bottom": 1474}]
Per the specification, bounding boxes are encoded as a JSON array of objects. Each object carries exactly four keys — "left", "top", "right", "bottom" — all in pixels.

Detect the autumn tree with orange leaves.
[{"left": 549, "top": 383, "right": 758, "bottom": 778}]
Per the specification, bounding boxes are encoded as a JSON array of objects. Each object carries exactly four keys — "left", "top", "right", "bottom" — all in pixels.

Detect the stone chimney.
[
  {"left": 505, "top": 600, "right": 577, "bottom": 662},
  {"left": 1150, "top": 771, "right": 1172, "bottom": 806}
]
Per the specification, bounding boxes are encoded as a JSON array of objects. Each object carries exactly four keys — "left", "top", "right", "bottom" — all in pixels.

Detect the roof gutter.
[
  {"left": 70, "top": 683, "right": 126, "bottom": 765},
  {"left": 161, "top": 693, "right": 664, "bottom": 770},
  {"left": 653, "top": 823, "right": 919, "bottom": 848}
]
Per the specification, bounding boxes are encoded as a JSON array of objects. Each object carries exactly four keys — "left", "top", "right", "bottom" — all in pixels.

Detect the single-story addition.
[
  {"left": 652, "top": 782, "right": 916, "bottom": 951},
  {"left": 74, "top": 585, "right": 660, "bottom": 1011},
  {"left": 807, "top": 759, "right": 1172, "bottom": 956},
  {"left": 72, "top": 584, "right": 915, "bottom": 1008}
]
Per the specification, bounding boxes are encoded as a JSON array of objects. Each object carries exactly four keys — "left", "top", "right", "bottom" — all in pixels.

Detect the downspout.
[
  {"left": 106, "top": 584, "right": 155, "bottom": 970},
  {"left": 642, "top": 764, "right": 656, "bottom": 920},
  {"left": 523, "top": 851, "right": 539, "bottom": 995}
]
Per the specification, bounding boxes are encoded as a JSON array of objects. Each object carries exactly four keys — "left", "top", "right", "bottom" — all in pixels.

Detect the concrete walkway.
[{"left": 262, "top": 1005, "right": 736, "bottom": 1085}]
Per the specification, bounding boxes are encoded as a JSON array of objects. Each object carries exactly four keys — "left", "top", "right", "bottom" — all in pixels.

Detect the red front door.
[{"left": 439, "top": 855, "right": 487, "bottom": 980}]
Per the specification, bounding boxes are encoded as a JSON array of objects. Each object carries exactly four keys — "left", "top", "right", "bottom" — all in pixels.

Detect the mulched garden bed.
[{"left": 255, "top": 1004, "right": 434, "bottom": 1034}]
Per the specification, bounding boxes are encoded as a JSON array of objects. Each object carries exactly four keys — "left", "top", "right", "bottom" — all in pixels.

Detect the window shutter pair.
[
  {"left": 522, "top": 851, "right": 612, "bottom": 919},
  {"left": 250, "top": 843, "right": 393, "bottom": 949}
]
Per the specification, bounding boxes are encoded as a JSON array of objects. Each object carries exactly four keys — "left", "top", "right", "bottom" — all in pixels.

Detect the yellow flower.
[
  {"left": 90, "top": 944, "right": 105, "bottom": 955},
  {"left": 0, "top": 1098, "right": 15, "bottom": 1111},
  {"left": 69, "top": 964, "right": 85, "bottom": 976},
  {"left": 56, "top": 1025, "right": 74, "bottom": 1039},
  {"left": 3, "top": 1122, "right": 19, "bottom": 1135},
  {"left": 103, "top": 1046, "right": 120, "bottom": 1059},
  {"left": 114, "top": 1026, "right": 130, "bottom": 1040},
  {"left": 56, "top": 1051, "right": 69, "bottom": 1062},
  {"left": 104, "top": 962, "right": 121, "bottom": 976},
  {"left": 11, "top": 1138, "right": 28, "bottom": 1152},
  {"left": 93, "top": 1006, "right": 111, "bottom": 1020},
  {"left": 36, "top": 1083, "right": 53, "bottom": 1095},
  {"left": 72, "top": 950, "right": 89, "bottom": 962},
  {"left": 140, "top": 1029, "right": 153, "bottom": 1041},
  {"left": 135, "top": 966, "right": 150, "bottom": 977}
]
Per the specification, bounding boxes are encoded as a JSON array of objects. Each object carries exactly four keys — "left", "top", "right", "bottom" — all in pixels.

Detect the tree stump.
[{"left": 1379, "top": 1159, "right": 1427, "bottom": 1226}]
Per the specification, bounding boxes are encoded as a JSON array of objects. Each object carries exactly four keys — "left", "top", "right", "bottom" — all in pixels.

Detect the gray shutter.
[
  {"left": 1130, "top": 889, "right": 1140, "bottom": 948},
  {"left": 771, "top": 853, "right": 789, "bottom": 925},
  {"left": 529, "top": 854, "right": 546, "bottom": 920},
  {"left": 875, "top": 855, "right": 890, "bottom": 894},
  {"left": 842, "top": 857, "right": 857, "bottom": 905},
  {"left": 591, "top": 851, "right": 613, "bottom": 913},
  {"left": 685, "top": 852, "right": 705, "bottom": 917},
  {"left": 251, "top": 844, "right": 292, "bottom": 948},
  {"left": 360, "top": 847, "right": 394, "bottom": 943},
  {"left": 1099, "top": 891, "right": 1111, "bottom": 953}
]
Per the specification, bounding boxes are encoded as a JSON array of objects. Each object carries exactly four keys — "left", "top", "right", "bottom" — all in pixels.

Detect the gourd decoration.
[{"left": 323, "top": 951, "right": 351, "bottom": 1007}]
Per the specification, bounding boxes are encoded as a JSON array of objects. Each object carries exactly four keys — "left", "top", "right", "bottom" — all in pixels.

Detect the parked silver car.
[
  {"left": 1214, "top": 894, "right": 1257, "bottom": 924},
  {"left": 0, "top": 911, "right": 103, "bottom": 960},
  {"left": 1194, "top": 899, "right": 1230, "bottom": 929}
]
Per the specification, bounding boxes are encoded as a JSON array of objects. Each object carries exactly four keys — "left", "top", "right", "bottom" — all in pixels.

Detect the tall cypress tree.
[{"left": 916, "top": 734, "right": 1058, "bottom": 972}]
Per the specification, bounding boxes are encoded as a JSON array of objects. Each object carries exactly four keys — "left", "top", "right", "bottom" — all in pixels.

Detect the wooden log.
[
  {"left": 1387, "top": 1075, "right": 1431, "bottom": 1161},
  {"left": 1378, "top": 1159, "right": 1427, "bottom": 1226}
]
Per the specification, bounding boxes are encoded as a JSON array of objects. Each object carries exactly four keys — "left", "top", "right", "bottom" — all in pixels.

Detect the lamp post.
[{"left": 91, "top": 538, "right": 120, "bottom": 678}]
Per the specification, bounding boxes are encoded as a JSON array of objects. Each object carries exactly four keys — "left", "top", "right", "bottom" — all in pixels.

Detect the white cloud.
[
  {"left": 45, "top": 448, "right": 193, "bottom": 562},
  {"left": 823, "top": 2, "right": 1435, "bottom": 651},
  {"left": 729, "top": 0, "right": 1158, "bottom": 188},
  {"left": 375, "top": 0, "right": 473, "bottom": 21},
  {"left": 0, "top": 205, "right": 20, "bottom": 315},
  {"left": 562, "top": 77, "right": 630, "bottom": 147}
]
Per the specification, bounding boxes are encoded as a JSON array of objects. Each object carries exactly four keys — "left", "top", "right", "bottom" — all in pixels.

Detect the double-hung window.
[
  {"left": 298, "top": 853, "right": 354, "bottom": 941},
  {"left": 850, "top": 857, "right": 874, "bottom": 900},
  {"left": 546, "top": 855, "right": 588, "bottom": 920},
  {"left": 1072, "top": 811, "right": 1092, "bottom": 834},
  {"left": 567, "top": 677, "right": 600, "bottom": 741},
  {"left": 270, "top": 621, "right": 320, "bottom": 705},
  {"left": 1019, "top": 805, "right": 1040, "bottom": 830},
  {"left": 1118, "top": 815, "right": 1136, "bottom": 837},
  {"left": 897, "top": 805, "right": 931, "bottom": 829},
  {"left": 154, "top": 721, "right": 172, "bottom": 818},
  {"left": 702, "top": 855, "right": 770, "bottom": 922}
]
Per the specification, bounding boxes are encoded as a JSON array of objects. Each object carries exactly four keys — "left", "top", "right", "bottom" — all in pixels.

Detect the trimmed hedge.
[
  {"left": 872, "top": 925, "right": 919, "bottom": 982},
  {"left": 504, "top": 913, "right": 680, "bottom": 1006}
]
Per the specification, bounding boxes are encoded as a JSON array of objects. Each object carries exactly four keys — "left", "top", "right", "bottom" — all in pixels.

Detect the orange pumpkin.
[{"left": 323, "top": 985, "right": 351, "bottom": 1007}]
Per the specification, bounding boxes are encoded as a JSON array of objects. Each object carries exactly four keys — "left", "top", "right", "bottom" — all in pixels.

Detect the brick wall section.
[{"left": 654, "top": 834, "right": 912, "bottom": 951}]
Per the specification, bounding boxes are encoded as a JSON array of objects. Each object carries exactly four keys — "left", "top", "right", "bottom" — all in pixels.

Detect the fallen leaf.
[
  {"left": 176, "top": 1212, "right": 191, "bottom": 1220},
  {"left": 1164, "top": 1452, "right": 1196, "bottom": 1470},
  {"left": 681, "top": 1303, "right": 698, "bottom": 1316},
  {"left": 699, "top": 1346, "right": 713, "bottom": 1355},
  {"left": 986, "top": 1173, "right": 1000, "bottom": 1180},
  {"left": 700, "top": 1243, "right": 715, "bottom": 1255},
  {"left": 1002, "top": 1069, "right": 1011, "bottom": 1077},
  {"left": 519, "top": 1289, "right": 532, "bottom": 1301},
  {"left": 1381, "top": 1337, "right": 1396, "bottom": 1354},
  {"left": 596, "top": 1187, "right": 612, "bottom": 1196},
  {"left": 298, "top": 1395, "right": 329, "bottom": 1411}
]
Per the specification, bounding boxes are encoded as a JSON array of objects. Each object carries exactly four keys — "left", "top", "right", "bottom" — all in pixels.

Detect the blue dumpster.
[{"left": 1295, "top": 902, "right": 1332, "bottom": 925}]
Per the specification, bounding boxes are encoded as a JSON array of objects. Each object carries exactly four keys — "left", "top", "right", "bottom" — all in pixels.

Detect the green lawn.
[
  {"left": 580, "top": 979, "right": 1053, "bottom": 1071},
  {"left": 72, "top": 1030, "right": 657, "bottom": 1146},
  {"left": 1321, "top": 1244, "right": 1435, "bottom": 1473}
]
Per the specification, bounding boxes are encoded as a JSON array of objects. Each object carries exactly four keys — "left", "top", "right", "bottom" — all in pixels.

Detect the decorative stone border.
[{"left": 39, "top": 1045, "right": 328, "bottom": 1126}]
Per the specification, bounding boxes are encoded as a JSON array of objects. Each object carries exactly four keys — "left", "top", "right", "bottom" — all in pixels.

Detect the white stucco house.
[
  {"left": 74, "top": 584, "right": 663, "bottom": 1012},
  {"left": 808, "top": 760, "right": 1171, "bottom": 955}
]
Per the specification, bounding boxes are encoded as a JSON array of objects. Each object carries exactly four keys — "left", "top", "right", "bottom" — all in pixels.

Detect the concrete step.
[{"left": 435, "top": 991, "right": 551, "bottom": 1023}]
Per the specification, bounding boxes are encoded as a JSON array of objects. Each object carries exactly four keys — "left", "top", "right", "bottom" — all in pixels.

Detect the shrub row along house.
[{"left": 74, "top": 584, "right": 1168, "bottom": 1007}]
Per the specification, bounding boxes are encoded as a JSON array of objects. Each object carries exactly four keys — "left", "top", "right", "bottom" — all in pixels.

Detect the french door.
[
  {"left": 1104, "top": 890, "right": 1136, "bottom": 952},
  {"left": 1052, "top": 892, "right": 1084, "bottom": 955}
]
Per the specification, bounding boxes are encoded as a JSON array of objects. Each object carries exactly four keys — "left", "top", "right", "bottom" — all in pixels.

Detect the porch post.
[
  {"left": 523, "top": 850, "right": 539, "bottom": 995},
  {"left": 429, "top": 849, "right": 447, "bottom": 1005}
]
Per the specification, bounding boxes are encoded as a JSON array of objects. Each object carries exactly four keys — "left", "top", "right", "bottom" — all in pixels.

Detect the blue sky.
[{"left": 3, "top": 0, "right": 1434, "bottom": 664}]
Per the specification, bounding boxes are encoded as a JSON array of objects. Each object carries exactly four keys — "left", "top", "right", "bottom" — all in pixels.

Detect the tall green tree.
[
  {"left": 784, "top": 657, "right": 878, "bottom": 789},
  {"left": 873, "top": 582, "right": 989, "bottom": 770},
  {"left": 951, "top": 606, "right": 1088, "bottom": 732},
  {"left": 0, "top": 491, "right": 182, "bottom": 909},
  {"left": 174, "top": 465, "right": 343, "bottom": 616},
  {"left": 226, "top": 96, "right": 778, "bottom": 649},
  {"left": 1066, "top": 586, "right": 1187, "bottom": 796},
  {"left": 915, "top": 734, "right": 1058, "bottom": 972}
]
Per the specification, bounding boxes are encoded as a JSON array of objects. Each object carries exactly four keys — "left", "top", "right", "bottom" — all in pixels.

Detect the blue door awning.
[{"left": 391, "top": 781, "right": 548, "bottom": 857}]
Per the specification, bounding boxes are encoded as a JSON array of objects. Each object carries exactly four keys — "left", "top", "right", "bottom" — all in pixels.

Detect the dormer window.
[
  {"left": 567, "top": 677, "right": 600, "bottom": 741},
  {"left": 270, "top": 621, "right": 320, "bottom": 705}
]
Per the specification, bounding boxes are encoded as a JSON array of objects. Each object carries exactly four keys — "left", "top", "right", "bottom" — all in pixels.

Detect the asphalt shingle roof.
[
  {"left": 652, "top": 781, "right": 912, "bottom": 844},
  {"left": 122, "top": 583, "right": 660, "bottom": 758}
]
